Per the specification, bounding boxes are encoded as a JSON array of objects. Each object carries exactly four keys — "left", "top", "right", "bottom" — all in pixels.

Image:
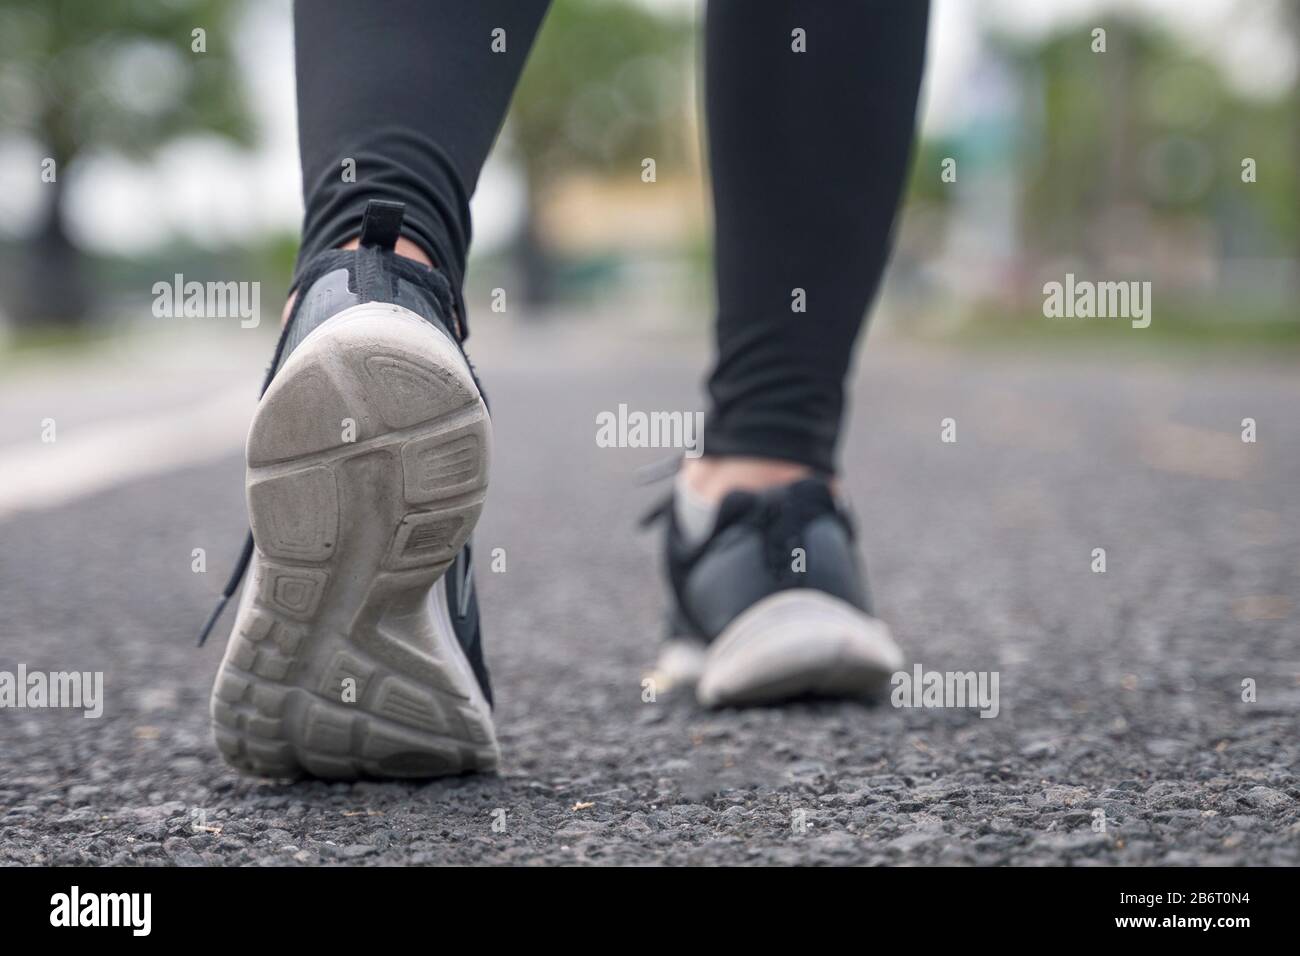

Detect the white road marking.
[{"left": 0, "top": 385, "right": 254, "bottom": 519}]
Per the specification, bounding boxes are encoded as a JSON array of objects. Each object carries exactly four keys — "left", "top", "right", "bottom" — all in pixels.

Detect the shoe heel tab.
[{"left": 359, "top": 200, "right": 405, "bottom": 251}]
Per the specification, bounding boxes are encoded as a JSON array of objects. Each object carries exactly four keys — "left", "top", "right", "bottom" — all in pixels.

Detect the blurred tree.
[
  {"left": 1287, "top": 0, "right": 1300, "bottom": 285},
  {"left": 996, "top": 17, "right": 1297, "bottom": 277},
  {"left": 995, "top": 21, "right": 1161, "bottom": 264},
  {"left": 0, "top": 0, "right": 252, "bottom": 324},
  {"left": 507, "top": 0, "right": 693, "bottom": 305}
]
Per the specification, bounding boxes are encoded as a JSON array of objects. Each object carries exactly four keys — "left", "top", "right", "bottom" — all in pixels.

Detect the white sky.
[{"left": 0, "top": 0, "right": 1293, "bottom": 255}]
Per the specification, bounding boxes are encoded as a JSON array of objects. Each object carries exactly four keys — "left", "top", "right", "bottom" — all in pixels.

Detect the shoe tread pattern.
[{"left": 211, "top": 305, "right": 497, "bottom": 779}]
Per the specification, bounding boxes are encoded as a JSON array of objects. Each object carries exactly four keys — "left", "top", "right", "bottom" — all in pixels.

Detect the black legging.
[{"left": 293, "top": 0, "right": 928, "bottom": 474}]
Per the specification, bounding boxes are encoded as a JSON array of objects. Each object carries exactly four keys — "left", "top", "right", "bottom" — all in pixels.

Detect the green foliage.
[
  {"left": 0, "top": 0, "right": 253, "bottom": 164},
  {"left": 508, "top": 0, "right": 693, "bottom": 188},
  {"left": 906, "top": 137, "right": 959, "bottom": 206},
  {"left": 992, "top": 18, "right": 1298, "bottom": 257}
]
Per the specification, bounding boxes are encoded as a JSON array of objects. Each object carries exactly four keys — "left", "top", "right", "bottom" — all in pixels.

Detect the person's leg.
[
  {"left": 689, "top": 0, "right": 929, "bottom": 494},
  {"left": 654, "top": 0, "right": 928, "bottom": 706},
  {"left": 292, "top": 0, "right": 551, "bottom": 334},
  {"left": 209, "top": 1, "right": 551, "bottom": 780}
]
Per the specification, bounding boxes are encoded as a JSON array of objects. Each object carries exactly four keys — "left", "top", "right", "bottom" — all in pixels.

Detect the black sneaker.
[
  {"left": 650, "top": 477, "right": 902, "bottom": 707},
  {"left": 203, "top": 200, "right": 498, "bottom": 779}
]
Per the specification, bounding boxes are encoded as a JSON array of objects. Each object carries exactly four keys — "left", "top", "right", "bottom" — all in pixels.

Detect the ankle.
[
  {"left": 280, "top": 236, "right": 436, "bottom": 327},
  {"left": 338, "top": 234, "right": 434, "bottom": 267},
  {"left": 680, "top": 456, "right": 830, "bottom": 504}
]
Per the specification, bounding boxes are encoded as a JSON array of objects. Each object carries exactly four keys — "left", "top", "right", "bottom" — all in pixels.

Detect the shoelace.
[
  {"left": 195, "top": 316, "right": 297, "bottom": 647},
  {"left": 640, "top": 466, "right": 839, "bottom": 568},
  {"left": 748, "top": 490, "right": 829, "bottom": 581}
]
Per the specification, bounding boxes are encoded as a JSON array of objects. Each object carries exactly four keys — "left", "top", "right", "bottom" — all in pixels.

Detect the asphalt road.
[{"left": 2, "top": 318, "right": 1297, "bottom": 865}]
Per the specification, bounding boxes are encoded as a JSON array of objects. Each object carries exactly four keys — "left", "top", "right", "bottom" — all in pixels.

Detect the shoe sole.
[
  {"left": 696, "top": 590, "right": 903, "bottom": 708},
  {"left": 210, "top": 303, "right": 498, "bottom": 779},
  {"left": 647, "top": 638, "right": 707, "bottom": 695}
]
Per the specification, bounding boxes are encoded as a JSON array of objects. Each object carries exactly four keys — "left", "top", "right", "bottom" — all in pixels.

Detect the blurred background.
[
  {"left": 2, "top": 1, "right": 1298, "bottom": 868},
  {"left": 0, "top": 0, "right": 1296, "bottom": 348}
]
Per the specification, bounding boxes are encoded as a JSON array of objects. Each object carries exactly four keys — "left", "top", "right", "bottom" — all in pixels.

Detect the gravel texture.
[{"left": 2, "top": 323, "right": 1297, "bottom": 865}]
